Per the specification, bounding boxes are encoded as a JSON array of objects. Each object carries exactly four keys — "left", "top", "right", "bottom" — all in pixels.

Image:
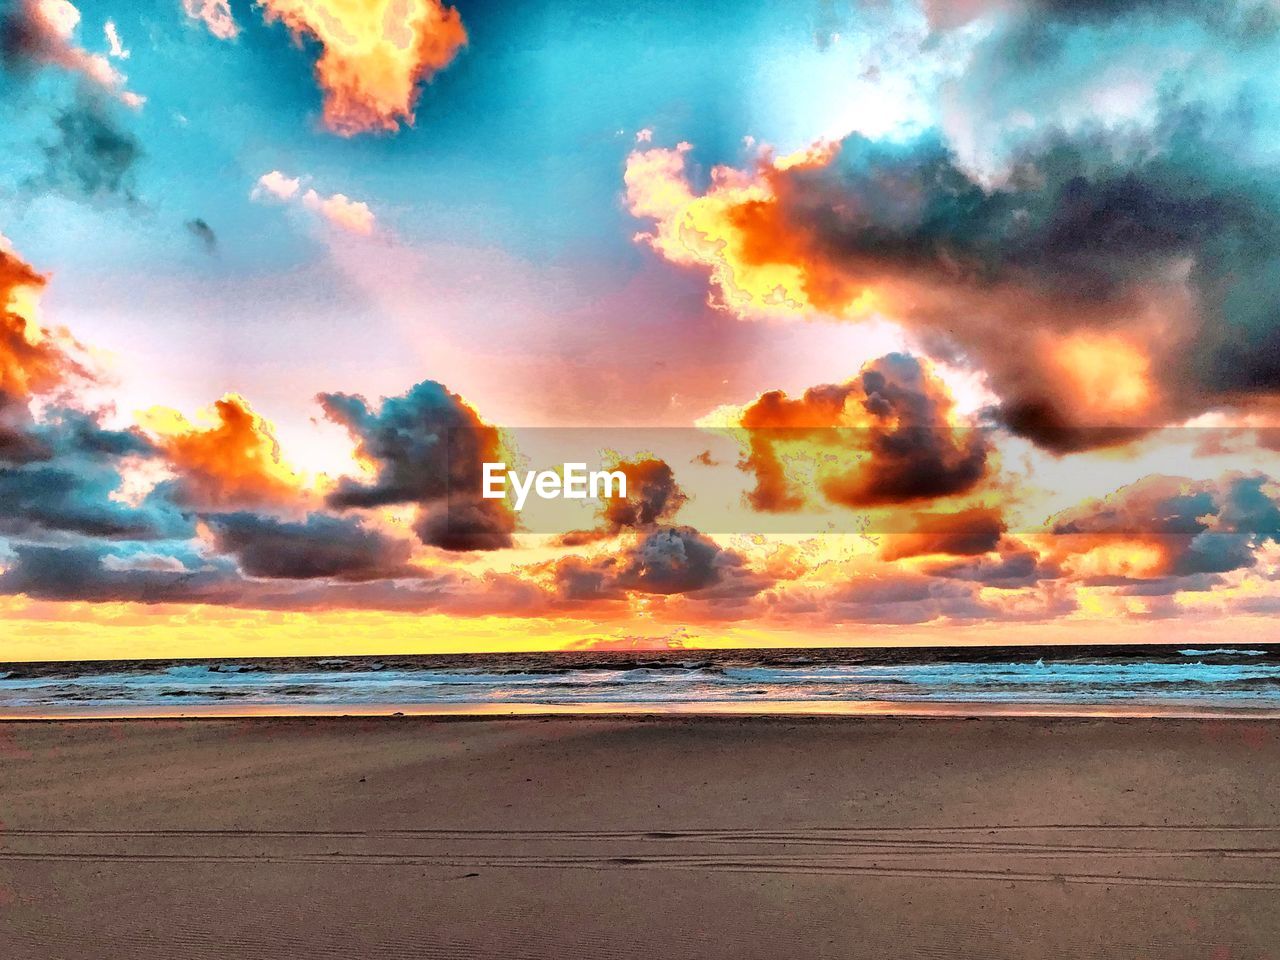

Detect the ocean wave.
[{"left": 3, "top": 646, "right": 1280, "bottom": 710}]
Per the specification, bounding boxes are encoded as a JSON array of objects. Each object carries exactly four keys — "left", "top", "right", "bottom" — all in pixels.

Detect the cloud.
[
  {"left": 624, "top": 41, "right": 1280, "bottom": 451},
  {"left": 0, "top": 537, "right": 551, "bottom": 614},
  {"left": 921, "top": 0, "right": 1278, "bottom": 37},
  {"left": 564, "top": 629, "right": 690, "bottom": 652},
  {"left": 37, "top": 95, "right": 143, "bottom": 204},
  {"left": 0, "top": 243, "right": 553, "bottom": 615},
  {"left": 733, "top": 353, "right": 988, "bottom": 512},
  {"left": 0, "top": 242, "right": 192, "bottom": 540},
  {"left": 411, "top": 498, "right": 516, "bottom": 553},
  {"left": 616, "top": 526, "right": 767, "bottom": 597},
  {"left": 0, "top": 407, "right": 191, "bottom": 541},
  {"left": 258, "top": 0, "right": 467, "bottom": 136},
  {"left": 182, "top": 0, "right": 238, "bottom": 40},
  {"left": 0, "top": 392, "right": 54, "bottom": 464},
  {"left": 206, "top": 511, "right": 413, "bottom": 580},
  {"left": 0, "top": 0, "right": 143, "bottom": 107},
  {"left": 554, "top": 526, "right": 771, "bottom": 601},
  {"left": 103, "top": 19, "right": 127, "bottom": 59},
  {"left": 251, "top": 170, "right": 376, "bottom": 234},
  {"left": 551, "top": 555, "right": 626, "bottom": 603},
  {"left": 602, "top": 457, "right": 687, "bottom": 530},
  {"left": 185, "top": 217, "right": 217, "bottom": 253},
  {"left": 300, "top": 188, "right": 374, "bottom": 235},
  {"left": 923, "top": 544, "right": 1058, "bottom": 587},
  {"left": 0, "top": 541, "right": 238, "bottom": 604},
  {"left": 319, "top": 380, "right": 514, "bottom": 551},
  {"left": 0, "top": 244, "right": 88, "bottom": 403},
  {"left": 559, "top": 456, "right": 687, "bottom": 545},
  {"left": 779, "top": 573, "right": 991, "bottom": 625},
  {"left": 770, "top": 563, "right": 1078, "bottom": 625},
  {"left": 0, "top": 243, "right": 179, "bottom": 540},
  {"left": 1050, "top": 473, "right": 1280, "bottom": 581},
  {"left": 252, "top": 170, "right": 300, "bottom": 202},
  {"left": 140, "top": 395, "right": 304, "bottom": 510},
  {"left": 879, "top": 507, "right": 1006, "bottom": 560}
]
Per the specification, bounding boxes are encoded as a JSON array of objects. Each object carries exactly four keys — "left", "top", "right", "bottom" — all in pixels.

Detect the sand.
[{"left": 0, "top": 715, "right": 1277, "bottom": 959}]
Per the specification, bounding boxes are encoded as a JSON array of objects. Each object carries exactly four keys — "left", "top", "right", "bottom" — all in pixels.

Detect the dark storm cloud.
[
  {"left": 552, "top": 555, "right": 625, "bottom": 603},
  {"left": 602, "top": 458, "right": 686, "bottom": 530},
  {"left": 0, "top": 464, "right": 174, "bottom": 539},
  {"left": 320, "top": 380, "right": 495, "bottom": 508},
  {"left": 553, "top": 526, "right": 770, "bottom": 601},
  {"left": 185, "top": 218, "right": 217, "bottom": 253},
  {"left": 206, "top": 512, "right": 414, "bottom": 581},
  {"left": 319, "top": 380, "right": 514, "bottom": 551},
  {"left": 412, "top": 498, "right": 516, "bottom": 552},
  {"left": 0, "top": 393, "right": 52, "bottom": 464},
  {"left": 559, "top": 456, "right": 687, "bottom": 545},
  {"left": 827, "top": 355, "right": 988, "bottom": 506},
  {"left": 0, "top": 537, "right": 551, "bottom": 615},
  {"left": 0, "top": 541, "right": 238, "bottom": 604},
  {"left": 36, "top": 95, "right": 142, "bottom": 204},
  {"left": 613, "top": 525, "right": 726, "bottom": 595},
  {"left": 0, "top": 408, "right": 189, "bottom": 540}
]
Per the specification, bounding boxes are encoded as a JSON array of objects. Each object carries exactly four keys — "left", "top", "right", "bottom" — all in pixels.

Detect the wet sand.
[{"left": 1, "top": 715, "right": 1277, "bottom": 959}]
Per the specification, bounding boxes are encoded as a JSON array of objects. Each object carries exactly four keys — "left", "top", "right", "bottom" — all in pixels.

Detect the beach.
[{"left": 1, "top": 715, "right": 1277, "bottom": 959}]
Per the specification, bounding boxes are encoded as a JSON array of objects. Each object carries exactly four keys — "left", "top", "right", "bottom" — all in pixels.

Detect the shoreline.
[{"left": 3, "top": 698, "right": 1280, "bottom": 721}]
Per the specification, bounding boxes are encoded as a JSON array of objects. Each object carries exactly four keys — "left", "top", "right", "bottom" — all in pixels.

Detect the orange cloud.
[
  {"left": 259, "top": 0, "right": 467, "bottom": 136},
  {"left": 140, "top": 395, "right": 305, "bottom": 509},
  {"left": 624, "top": 140, "right": 844, "bottom": 321},
  {"left": 733, "top": 354, "right": 988, "bottom": 513},
  {"left": 0, "top": 241, "right": 86, "bottom": 400},
  {"left": 1044, "top": 474, "right": 1280, "bottom": 588},
  {"left": 879, "top": 507, "right": 1006, "bottom": 561}
]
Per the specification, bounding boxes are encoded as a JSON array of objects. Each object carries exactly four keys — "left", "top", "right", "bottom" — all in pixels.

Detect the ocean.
[{"left": 3, "top": 645, "right": 1280, "bottom": 718}]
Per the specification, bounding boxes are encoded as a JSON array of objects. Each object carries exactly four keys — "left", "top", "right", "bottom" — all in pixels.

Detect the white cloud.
[
  {"left": 104, "top": 19, "right": 129, "bottom": 59},
  {"left": 302, "top": 189, "right": 375, "bottom": 235},
  {"left": 252, "top": 170, "right": 301, "bottom": 202},
  {"left": 182, "top": 0, "right": 238, "bottom": 40},
  {"left": 251, "top": 171, "right": 377, "bottom": 235}
]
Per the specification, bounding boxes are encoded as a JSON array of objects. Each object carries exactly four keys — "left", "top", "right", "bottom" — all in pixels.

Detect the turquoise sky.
[{"left": 3, "top": 0, "right": 939, "bottom": 469}]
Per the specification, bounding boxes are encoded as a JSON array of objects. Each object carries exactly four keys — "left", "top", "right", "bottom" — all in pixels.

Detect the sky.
[{"left": 4, "top": 0, "right": 1280, "bottom": 660}]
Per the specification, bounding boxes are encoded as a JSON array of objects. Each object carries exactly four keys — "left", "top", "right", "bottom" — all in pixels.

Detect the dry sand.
[{"left": 0, "top": 715, "right": 1277, "bottom": 959}]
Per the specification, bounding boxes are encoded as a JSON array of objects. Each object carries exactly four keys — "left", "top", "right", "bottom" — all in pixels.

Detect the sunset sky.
[{"left": 4, "top": 0, "right": 1280, "bottom": 660}]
